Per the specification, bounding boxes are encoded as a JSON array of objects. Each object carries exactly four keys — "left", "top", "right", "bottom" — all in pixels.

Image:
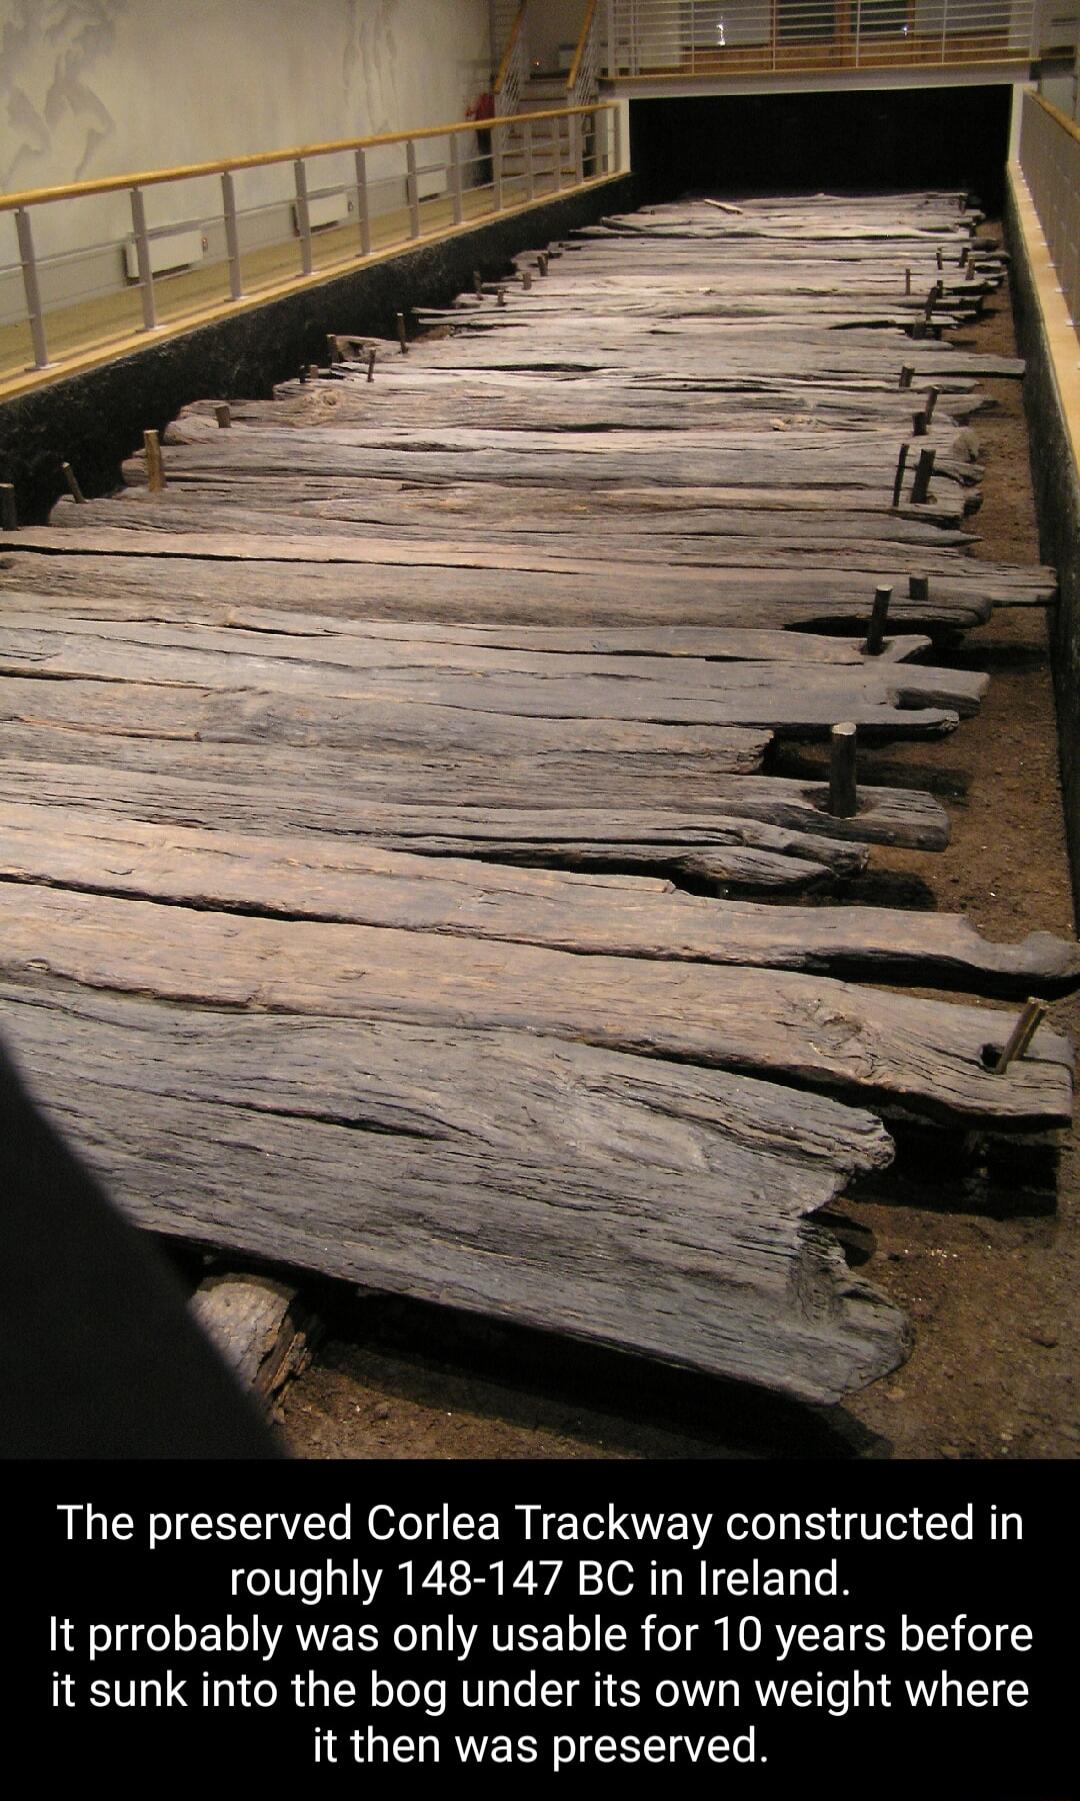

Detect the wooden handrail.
[
  {"left": 1032, "top": 91, "right": 1080, "bottom": 147},
  {"left": 0, "top": 101, "right": 614, "bottom": 213},
  {"left": 566, "top": 0, "right": 599, "bottom": 92},
  {"left": 494, "top": 2, "right": 527, "bottom": 94}
]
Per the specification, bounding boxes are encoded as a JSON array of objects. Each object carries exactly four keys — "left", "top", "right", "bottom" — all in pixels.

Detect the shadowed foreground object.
[{"left": 0, "top": 1037, "right": 276, "bottom": 1459}]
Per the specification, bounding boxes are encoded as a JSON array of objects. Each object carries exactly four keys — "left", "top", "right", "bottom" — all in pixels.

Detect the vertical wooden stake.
[
  {"left": 910, "top": 447, "right": 936, "bottom": 505},
  {"left": 396, "top": 311, "right": 408, "bottom": 354},
  {"left": 904, "top": 267, "right": 911, "bottom": 295},
  {"left": 828, "top": 723, "right": 858, "bottom": 818},
  {"left": 864, "top": 585, "right": 893, "bottom": 657},
  {"left": 326, "top": 334, "right": 338, "bottom": 366},
  {"left": 143, "top": 429, "right": 165, "bottom": 493},
  {"left": 497, "top": 285, "right": 507, "bottom": 306},
  {"left": 0, "top": 483, "right": 17, "bottom": 531},
  {"left": 994, "top": 998, "right": 1048, "bottom": 1073},
  {"left": 522, "top": 269, "right": 532, "bottom": 291},
  {"left": 898, "top": 364, "right": 914, "bottom": 390},
  {"left": 891, "top": 442, "right": 910, "bottom": 509},
  {"left": 908, "top": 572, "right": 929, "bottom": 601},
  {"left": 214, "top": 403, "right": 232, "bottom": 429},
  {"left": 924, "top": 385, "right": 939, "bottom": 422},
  {"left": 472, "top": 269, "right": 483, "bottom": 296},
  {"left": 936, "top": 247, "right": 943, "bottom": 271},
  {"left": 537, "top": 252, "right": 549, "bottom": 276},
  {"left": 367, "top": 348, "right": 376, "bottom": 383},
  {"left": 61, "top": 460, "right": 86, "bottom": 503},
  {"left": 912, "top": 410, "right": 929, "bottom": 437}
]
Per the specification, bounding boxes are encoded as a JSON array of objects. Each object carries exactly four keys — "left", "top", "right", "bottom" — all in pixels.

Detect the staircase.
[{"left": 491, "top": 3, "right": 601, "bottom": 189}]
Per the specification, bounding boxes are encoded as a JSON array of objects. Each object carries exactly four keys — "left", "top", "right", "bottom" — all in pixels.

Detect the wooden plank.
[
  {"left": 0, "top": 980, "right": 906, "bottom": 1405},
  {"left": 190, "top": 1271, "right": 317, "bottom": 1408},
  {"left": 0, "top": 885, "right": 1071, "bottom": 1127},
  {"left": 0, "top": 612, "right": 980, "bottom": 734},
  {"left": 0, "top": 760, "right": 867, "bottom": 892},
  {"left": 5, "top": 800, "right": 1076, "bottom": 995},
  {"left": 0, "top": 556, "right": 1001, "bottom": 634}
]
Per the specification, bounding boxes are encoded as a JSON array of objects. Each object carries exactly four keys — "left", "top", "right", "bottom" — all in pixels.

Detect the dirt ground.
[{"left": 276, "top": 234, "right": 1079, "bottom": 1463}]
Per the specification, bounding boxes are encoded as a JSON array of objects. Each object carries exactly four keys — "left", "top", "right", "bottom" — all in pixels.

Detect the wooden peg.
[
  {"left": 908, "top": 572, "right": 929, "bottom": 600},
  {"left": 472, "top": 269, "right": 483, "bottom": 296},
  {"left": 0, "top": 483, "right": 16, "bottom": 531},
  {"left": 924, "top": 385, "right": 939, "bottom": 422},
  {"left": 864, "top": 585, "right": 893, "bottom": 657},
  {"left": 904, "top": 267, "right": 911, "bottom": 295},
  {"left": 61, "top": 460, "right": 86, "bottom": 503},
  {"left": 214, "top": 403, "right": 232, "bottom": 428},
  {"left": 828, "top": 723, "right": 858, "bottom": 818},
  {"left": 326, "top": 334, "right": 338, "bottom": 366},
  {"left": 913, "top": 410, "right": 929, "bottom": 437},
  {"left": 936, "top": 247, "right": 943, "bottom": 271},
  {"left": 994, "top": 998, "right": 1048, "bottom": 1073},
  {"left": 366, "top": 347, "right": 376, "bottom": 382},
  {"left": 891, "top": 442, "right": 910, "bottom": 509},
  {"left": 396, "top": 311, "right": 408, "bottom": 353},
  {"left": 537, "top": 252, "right": 549, "bottom": 276},
  {"left": 497, "top": 285, "right": 507, "bottom": 306},
  {"left": 910, "top": 446, "right": 936, "bottom": 505},
  {"left": 307, "top": 363, "right": 320, "bottom": 378},
  {"left": 521, "top": 269, "right": 532, "bottom": 290},
  {"left": 298, "top": 365, "right": 308, "bottom": 383},
  {"left": 923, "top": 287, "right": 936, "bottom": 322},
  {"left": 898, "top": 364, "right": 914, "bottom": 390},
  {"left": 143, "top": 429, "right": 165, "bottom": 493}
]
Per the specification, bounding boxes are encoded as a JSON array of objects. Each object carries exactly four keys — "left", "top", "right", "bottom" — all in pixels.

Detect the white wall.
[
  {"left": 0, "top": 0, "right": 491, "bottom": 259},
  {"left": 525, "top": 0, "right": 587, "bottom": 71}
]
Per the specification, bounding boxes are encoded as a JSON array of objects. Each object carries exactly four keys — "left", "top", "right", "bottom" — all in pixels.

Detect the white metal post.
[
  {"left": 449, "top": 133, "right": 464, "bottom": 225},
  {"left": 406, "top": 139, "right": 421, "bottom": 238},
  {"left": 14, "top": 207, "right": 50, "bottom": 368},
  {"left": 293, "top": 158, "right": 313, "bottom": 275},
  {"left": 221, "top": 170, "right": 243, "bottom": 300},
  {"left": 129, "top": 185, "right": 158, "bottom": 330},
  {"left": 354, "top": 147, "right": 371, "bottom": 256}
]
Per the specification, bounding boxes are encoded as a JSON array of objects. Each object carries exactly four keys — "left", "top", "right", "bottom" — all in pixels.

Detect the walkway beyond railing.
[
  {"left": 0, "top": 100, "right": 621, "bottom": 392},
  {"left": 605, "top": 0, "right": 1039, "bottom": 79},
  {"left": 1018, "top": 89, "right": 1080, "bottom": 332}
]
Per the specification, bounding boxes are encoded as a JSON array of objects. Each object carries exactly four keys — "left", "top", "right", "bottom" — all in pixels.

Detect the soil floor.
[{"left": 275, "top": 227, "right": 1079, "bottom": 1463}]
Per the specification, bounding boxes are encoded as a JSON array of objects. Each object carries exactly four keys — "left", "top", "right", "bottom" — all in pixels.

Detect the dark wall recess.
[
  {"left": 630, "top": 85, "right": 1012, "bottom": 213},
  {"left": 0, "top": 177, "right": 635, "bottom": 525}
]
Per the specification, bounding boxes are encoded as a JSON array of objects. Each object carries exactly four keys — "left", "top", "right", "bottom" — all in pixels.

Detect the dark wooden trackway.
[{"left": 0, "top": 191, "right": 1073, "bottom": 1411}]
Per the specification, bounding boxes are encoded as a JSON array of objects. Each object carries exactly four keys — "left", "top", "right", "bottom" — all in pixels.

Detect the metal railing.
[
  {"left": 1018, "top": 89, "right": 1080, "bottom": 329},
  {"left": 0, "top": 101, "right": 621, "bottom": 383},
  {"left": 493, "top": 3, "right": 529, "bottom": 181},
  {"left": 604, "top": 0, "right": 1039, "bottom": 77}
]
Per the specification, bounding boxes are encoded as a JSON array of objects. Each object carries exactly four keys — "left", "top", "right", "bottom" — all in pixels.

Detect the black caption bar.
[{"left": 9, "top": 1460, "right": 1074, "bottom": 1792}]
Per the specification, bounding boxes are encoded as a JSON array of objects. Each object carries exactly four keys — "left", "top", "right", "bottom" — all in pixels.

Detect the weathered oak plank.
[
  {"left": 4, "top": 801, "right": 1074, "bottom": 995},
  {"left": 0, "top": 886, "right": 1071, "bottom": 1126},
  {"left": 0, "top": 980, "right": 906, "bottom": 1405}
]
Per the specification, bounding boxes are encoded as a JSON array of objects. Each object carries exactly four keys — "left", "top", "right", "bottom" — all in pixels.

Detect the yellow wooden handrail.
[
  {"left": 1032, "top": 91, "right": 1080, "bottom": 148},
  {"left": 0, "top": 101, "right": 614, "bottom": 214},
  {"left": 494, "top": 1, "right": 527, "bottom": 94},
  {"left": 566, "top": 0, "right": 599, "bottom": 92}
]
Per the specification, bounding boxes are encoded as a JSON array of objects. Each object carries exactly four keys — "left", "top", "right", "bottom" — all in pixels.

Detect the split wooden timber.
[
  {"left": 0, "top": 980, "right": 907, "bottom": 1406},
  {"left": 4, "top": 801, "right": 1076, "bottom": 997},
  {"left": 0, "top": 886, "right": 1071, "bottom": 1129}
]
